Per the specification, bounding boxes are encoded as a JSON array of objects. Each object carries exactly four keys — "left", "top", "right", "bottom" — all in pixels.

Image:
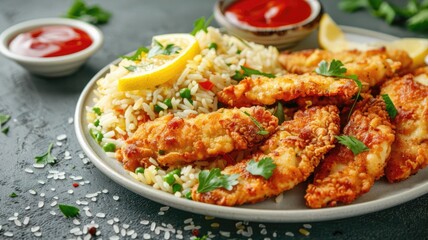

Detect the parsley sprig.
[
  {"left": 246, "top": 157, "right": 277, "bottom": 179},
  {"left": 197, "top": 168, "right": 239, "bottom": 193},
  {"left": 335, "top": 135, "right": 369, "bottom": 155},
  {"left": 58, "top": 204, "right": 80, "bottom": 218},
  {"left": 147, "top": 40, "right": 182, "bottom": 58},
  {"left": 381, "top": 94, "right": 398, "bottom": 119},
  {"left": 35, "top": 143, "right": 57, "bottom": 165},
  {"left": 190, "top": 15, "right": 213, "bottom": 36},
  {"left": 315, "top": 59, "right": 363, "bottom": 118},
  {"left": 243, "top": 111, "right": 269, "bottom": 135},
  {"left": 65, "top": 0, "right": 111, "bottom": 24},
  {"left": 232, "top": 66, "right": 275, "bottom": 81}
]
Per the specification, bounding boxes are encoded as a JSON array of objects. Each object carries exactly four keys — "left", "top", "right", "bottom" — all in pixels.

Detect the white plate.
[{"left": 75, "top": 26, "right": 428, "bottom": 222}]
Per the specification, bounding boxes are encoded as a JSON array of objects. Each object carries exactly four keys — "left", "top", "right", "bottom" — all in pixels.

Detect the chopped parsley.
[
  {"left": 58, "top": 204, "right": 80, "bottom": 218},
  {"left": 335, "top": 135, "right": 369, "bottom": 155},
  {"left": 121, "top": 46, "right": 149, "bottom": 61},
  {"left": 147, "top": 40, "right": 181, "bottom": 58},
  {"left": 9, "top": 192, "right": 18, "bottom": 198},
  {"left": 35, "top": 143, "right": 57, "bottom": 165},
  {"left": 315, "top": 59, "right": 363, "bottom": 119},
  {"left": 381, "top": 94, "right": 398, "bottom": 119},
  {"left": 190, "top": 15, "right": 213, "bottom": 36},
  {"left": 246, "top": 157, "right": 276, "bottom": 179},
  {"left": 232, "top": 66, "right": 275, "bottom": 81},
  {"left": 243, "top": 111, "right": 269, "bottom": 135},
  {"left": 197, "top": 168, "right": 239, "bottom": 193},
  {"left": 65, "top": 0, "right": 111, "bottom": 24},
  {"left": 273, "top": 102, "right": 285, "bottom": 125},
  {"left": 124, "top": 65, "right": 137, "bottom": 72}
]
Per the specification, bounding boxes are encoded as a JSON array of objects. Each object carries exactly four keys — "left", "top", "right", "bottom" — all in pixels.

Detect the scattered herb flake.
[
  {"left": 232, "top": 66, "right": 275, "bottom": 81},
  {"left": 121, "top": 46, "right": 149, "bottom": 61},
  {"left": 9, "top": 192, "right": 18, "bottom": 198},
  {"left": 58, "top": 204, "right": 80, "bottom": 218},
  {"left": 243, "top": 111, "right": 269, "bottom": 135},
  {"left": 65, "top": 0, "right": 111, "bottom": 24},
  {"left": 246, "top": 157, "right": 276, "bottom": 179},
  {"left": 197, "top": 168, "right": 239, "bottom": 193},
  {"left": 335, "top": 135, "right": 369, "bottom": 155},
  {"left": 35, "top": 143, "right": 57, "bottom": 165},
  {"left": 381, "top": 94, "right": 398, "bottom": 119},
  {"left": 190, "top": 15, "right": 213, "bottom": 36},
  {"left": 147, "top": 40, "right": 181, "bottom": 58},
  {"left": 0, "top": 114, "right": 10, "bottom": 125},
  {"left": 124, "top": 65, "right": 137, "bottom": 72}
]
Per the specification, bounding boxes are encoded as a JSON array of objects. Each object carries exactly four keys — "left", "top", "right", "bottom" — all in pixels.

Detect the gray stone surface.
[{"left": 0, "top": 0, "right": 426, "bottom": 239}]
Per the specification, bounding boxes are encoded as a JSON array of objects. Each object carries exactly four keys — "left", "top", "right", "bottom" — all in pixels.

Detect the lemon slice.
[
  {"left": 385, "top": 38, "right": 428, "bottom": 68},
  {"left": 318, "top": 14, "right": 348, "bottom": 52},
  {"left": 118, "top": 34, "right": 200, "bottom": 91}
]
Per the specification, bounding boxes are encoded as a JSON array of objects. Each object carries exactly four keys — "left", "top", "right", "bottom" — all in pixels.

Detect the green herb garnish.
[
  {"left": 232, "top": 66, "right": 275, "bottom": 81},
  {"left": 121, "top": 46, "right": 149, "bottom": 61},
  {"left": 197, "top": 168, "right": 239, "bottom": 193},
  {"left": 147, "top": 40, "right": 181, "bottom": 58},
  {"left": 124, "top": 65, "right": 137, "bottom": 72},
  {"left": 246, "top": 157, "right": 276, "bottom": 179},
  {"left": 35, "top": 143, "right": 57, "bottom": 165},
  {"left": 9, "top": 192, "right": 18, "bottom": 198},
  {"left": 58, "top": 204, "right": 80, "bottom": 218},
  {"left": 65, "top": 0, "right": 111, "bottom": 24},
  {"left": 273, "top": 102, "right": 285, "bottom": 125},
  {"left": 335, "top": 135, "right": 369, "bottom": 155},
  {"left": 190, "top": 15, "right": 213, "bottom": 36},
  {"left": 92, "top": 107, "right": 102, "bottom": 116},
  {"left": 338, "top": 0, "right": 428, "bottom": 32},
  {"left": 381, "top": 94, "right": 398, "bottom": 119},
  {"left": 315, "top": 59, "right": 363, "bottom": 119},
  {"left": 243, "top": 111, "right": 269, "bottom": 135}
]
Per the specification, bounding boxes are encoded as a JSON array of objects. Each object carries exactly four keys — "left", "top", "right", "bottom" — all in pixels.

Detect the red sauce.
[
  {"left": 225, "top": 0, "right": 312, "bottom": 28},
  {"left": 9, "top": 25, "right": 92, "bottom": 58}
]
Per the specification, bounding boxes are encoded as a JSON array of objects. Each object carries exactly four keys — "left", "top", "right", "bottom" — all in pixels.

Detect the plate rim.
[{"left": 74, "top": 26, "right": 427, "bottom": 223}]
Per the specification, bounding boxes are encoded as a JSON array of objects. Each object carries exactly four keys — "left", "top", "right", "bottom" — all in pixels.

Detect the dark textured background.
[{"left": 0, "top": 0, "right": 427, "bottom": 239}]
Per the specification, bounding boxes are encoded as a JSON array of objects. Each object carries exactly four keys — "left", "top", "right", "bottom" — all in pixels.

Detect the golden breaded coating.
[
  {"left": 192, "top": 105, "right": 340, "bottom": 206},
  {"left": 305, "top": 97, "right": 395, "bottom": 208},
  {"left": 217, "top": 74, "right": 358, "bottom": 107},
  {"left": 278, "top": 48, "right": 412, "bottom": 87},
  {"left": 380, "top": 70, "right": 428, "bottom": 182},
  {"left": 120, "top": 106, "right": 278, "bottom": 170}
]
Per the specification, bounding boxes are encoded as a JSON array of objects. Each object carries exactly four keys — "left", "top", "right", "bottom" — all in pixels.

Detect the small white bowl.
[
  {"left": 0, "top": 18, "right": 103, "bottom": 77},
  {"left": 214, "top": 0, "right": 323, "bottom": 49}
]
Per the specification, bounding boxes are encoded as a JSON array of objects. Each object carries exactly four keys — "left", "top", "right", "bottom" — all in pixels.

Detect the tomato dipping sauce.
[
  {"left": 225, "top": 0, "right": 312, "bottom": 28},
  {"left": 9, "top": 25, "right": 92, "bottom": 58}
]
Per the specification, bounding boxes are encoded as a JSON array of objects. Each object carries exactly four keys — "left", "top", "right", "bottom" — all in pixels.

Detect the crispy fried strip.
[
  {"left": 120, "top": 106, "right": 278, "bottom": 170},
  {"left": 217, "top": 74, "right": 358, "bottom": 107},
  {"left": 192, "top": 105, "right": 340, "bottom": 206},
  {"left": 279, "top": 48, "right": 412, "bottom": 87},
  {"left": 305, "top": 97, "right": 395, "bottom": 208},
  {"left": 381, "top": 69, "right": 428, "bottom": 182}
]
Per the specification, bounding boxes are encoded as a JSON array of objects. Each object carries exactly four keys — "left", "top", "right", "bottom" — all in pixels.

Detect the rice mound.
[{"left": 86, "top": 27, "right": 286, "bottom": 198}]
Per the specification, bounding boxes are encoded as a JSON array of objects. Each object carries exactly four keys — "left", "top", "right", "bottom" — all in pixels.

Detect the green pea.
[
  {"left": 179, "top": 88, "right": 191, "bottom": 99},
  {"left": 163, "top": 98, "right": 173, "bottom": 108},
  {"left": 163, "top": 169, "right": 181, "bottom": 185},
  {"left": 185, "top": 191, "right": 192, "bottom": 200},
  {"left": 93, "top": 107, "right": 102, "bottom": 115},
  {"left": 95, "top": 132, "right": 103, "bottom": 143},
  {"left": 172, "top": 183, "right": 182, "bottom": 193},
  {"left": 154, "top": 104, "right": 163, "bottom": 113},
  {"left": 103, "top": 143, "right": 116, "bottom": 152},
  {"left": 94, "top": 119, "right": 100, "bottom": 127},
  {"left": 135, "top": 167, "right": 145, "bottom": 174}
]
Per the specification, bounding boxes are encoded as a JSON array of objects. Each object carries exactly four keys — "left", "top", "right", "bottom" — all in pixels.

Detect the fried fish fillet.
[
  {"left": 279, "top": 48, "right": 412, "bottom": 87},
  {"left": 192, "top": 105, "right": 340, "bottom": 206},
  {"left": 120, "top": 106, "right": 278, "bottom": 170},
  {"left": 217, "top": 74, "right": 358, "bottom": 107},
  {"left": 305, "top": 97, "right": 395, "bottom": 208},
  {"left": 380, "top": 69, "right": 428, "bottom": 182}
]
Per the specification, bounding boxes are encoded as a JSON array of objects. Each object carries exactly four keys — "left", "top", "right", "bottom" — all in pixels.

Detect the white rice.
[{"left": 87, "top": 27, "right": 285, "bottom": 198}]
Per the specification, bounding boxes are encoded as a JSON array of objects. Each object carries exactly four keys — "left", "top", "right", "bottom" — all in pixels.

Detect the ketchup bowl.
[
  {"left": 214, "top": 0, "right": 323, "bottom": 49},
  {"left": 0, "top": 18, "right": 103, "bottom": 77}
]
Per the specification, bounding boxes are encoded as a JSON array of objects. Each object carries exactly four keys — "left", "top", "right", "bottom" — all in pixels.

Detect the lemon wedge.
[
  {"left": 385, "top": 38, "right": 428, "bottom": 68},
  {"left": 318, "top": 14, "right": 348, "bottom": 52},
  {"left": 118, "top": 34, "right": 200, "bottom": 91}
]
